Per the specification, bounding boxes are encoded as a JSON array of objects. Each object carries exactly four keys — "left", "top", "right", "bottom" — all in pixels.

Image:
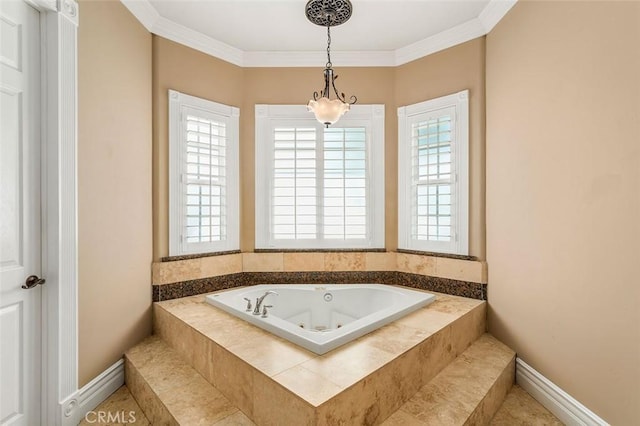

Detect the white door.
[{"left": 0, "top": 0, "right": 42, "bottom": 424}]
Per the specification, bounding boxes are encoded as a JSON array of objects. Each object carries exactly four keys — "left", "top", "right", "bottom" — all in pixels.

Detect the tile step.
[
  {"left": 124, "top": 336, "right": 254, "bottom": 425},
  {"left": 152, "top": 291, "right": 487, "bottom": 424},
  {"left": 382, "top": 334, "right": 516, "bottom": 425},
  {"left": 490, "top": 384, "right": 563, "bottom": 425}
]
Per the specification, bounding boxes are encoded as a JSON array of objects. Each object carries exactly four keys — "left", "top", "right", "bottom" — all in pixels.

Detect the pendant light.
[{"left": 305, "top": 0, "right": 357, "bottom": 127}]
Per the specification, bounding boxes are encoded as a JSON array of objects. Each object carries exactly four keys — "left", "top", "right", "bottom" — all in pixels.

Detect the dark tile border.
[
  {"left": 254, "top": 248, "right": 387, "bottom": 253},
  {"left": 161, "top": 250, "right": 241, "bottom": 263},
  {"left": 395, "top": 248, "right": 477, "bottom": 261},
  {"left": 153, "top": 271, "right": 486, "bottom": 302}
]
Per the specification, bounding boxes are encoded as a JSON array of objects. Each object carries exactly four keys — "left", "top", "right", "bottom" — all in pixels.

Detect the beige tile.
[
  {"left": 195, "top": 311, "right": 274, "bottom": 349},
  {"left": 368, "top": 346, "right": 427, "bottom": 420},
  {"left": 365, "top": 322, "right": 432, "bottom": 355},
  {"left": 428, "top": 292, "right": 483, "bottom": 316},
  {"left": 191, "top": 331, "right": 215, "bottom": 381},
  {"left": 165, "top": 379, "right": 239, "bottom": 425},
  {"left": 401, "top": 375, "right": 477, "bottom": 425},
  {"left": 316, "top": 346, "right": 426, "bottom": 426},
  {"left": 79, "top": 386, "right": 150, "bottom": 425},
  {"left": 158, "top": 296, "right": 220, "bottom": 326},
  {"left": 209, "top": 344, "right": 256, "bottom": 419},
  {"left": 316, "top": 379, "right": 372, "bottom": 425},
  {"left": 450, "top": 303, "right": 486, "bottom": 357},
  {"left": 418, "top": 327, "right": 456, "bottom": 384},
  {"left": 324, "top": 252, "right": 365, "bottom": 271},
  {"left": 126, "top": 336, "right": 242, "bottom": 425},
  {"left": 252, "top": 371, "right": 316, "bottom": 426},
  {"left": 152, "top": 258, "right": 201, "bottom": 285},
  {"left": 464, "top": 333, "right": 515, "bottom": 370},
  {"left": 153, "top": 305, "right": 199, "bottom": 366},
  {"left": 214, "top": 410, "right": 256, "bottom": 426},
  {"left": 125, "top": 359, "right": 176, "bottom": 425},
  {"left": 242, "top": 252, "right": 284, "bottom": 272},
  {"left": 299, "top": 338, "right": 395, "bottom": 388},
  {"left": 397, "top": 333, "right": 515, "bottom": 426},
  {"left": 126, "top": 336, "right": 199, "bottom": 399},
  {"left": 159, "top": 294, "right": 269, "bottom": 351},
  {"left": 200, "top": 253, "right": 243, "bottom": 277},
  {"left": 396, "top": 253, "right": 436, "bottom": 275},
  {"left": 365, "top": 252, "right": 397, "bottom": 271},
  {"left": 435, "top": 257, "right": 485, "bottom": 283},
  {"left": 490, "top": 385, "right": 563, "bottom": 426},
  {"left": 380, "top": 408, "right": 425, "bottom": 425},
  {"left": 468, "top": 357, "right": 515, "bottom": 425},
  {"left": 227, "top": 334, "right": 317, "bottom": 377},
  {"left": 395, "top": 306, "right": 458, "bottom": 334},
  {"left": 274, "top": 365, "right": 344, "bottom": 406},
  {"left": 283, "top": 252, "right": 325, "bottom": 271}
]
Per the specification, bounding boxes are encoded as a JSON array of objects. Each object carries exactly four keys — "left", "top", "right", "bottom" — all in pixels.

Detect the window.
[
  {"left": 255, "top": 105, "right": 385, "bottom": 249},
  {"left": 169, "top": 90, "right": 239, "bottom": 255},
  {"left": 398, "top": 90, "right": 469, "bottom": 255}
]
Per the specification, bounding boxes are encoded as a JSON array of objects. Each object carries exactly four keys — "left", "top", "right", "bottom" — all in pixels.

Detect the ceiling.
[{"left": 121, "top": 0, "right": 517, "bottom": 67}]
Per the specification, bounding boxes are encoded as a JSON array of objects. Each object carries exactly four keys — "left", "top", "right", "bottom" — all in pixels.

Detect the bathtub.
[{"left": 205, "top": 284, "right": 435, "bottom": 354}]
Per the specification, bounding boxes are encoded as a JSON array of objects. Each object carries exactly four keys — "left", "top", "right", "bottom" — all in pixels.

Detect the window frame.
[
  {"left": 397, "top": 90, "right": 469, "bottom": 255},
  {"left": 168, "top": 89, "right": 240, "bottom": 256},
  {"left": 255, "top": 104, "right": 385, "bottom": 250}
]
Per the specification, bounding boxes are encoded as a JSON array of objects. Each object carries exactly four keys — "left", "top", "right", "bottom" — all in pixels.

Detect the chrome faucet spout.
[{"left": 253, "top": 290, "right": 278, "bottom": 315}]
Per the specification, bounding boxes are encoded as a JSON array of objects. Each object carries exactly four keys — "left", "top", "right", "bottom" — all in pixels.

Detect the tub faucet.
[{"left": 253, "top": 291, "right": 278, "bottom": 315}]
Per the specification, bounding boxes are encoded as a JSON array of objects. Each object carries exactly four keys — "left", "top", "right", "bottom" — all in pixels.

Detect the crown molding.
[
  {"left": 479, "top": 0, "right": 518, "bottom": 32},
  {"left": 120, "top": 0, "right": 158, "bottom": 31},
  {"left": 152, "top": 16, "right": 244, "bottom": 66},
  {"left": 121, "top": 0, "right": 517, "bottom": 67},
  {"left": 394, "top": 17, "right": 486, "bottom": 65},
  {"left": 243, "top": 50, "right": 396, "bottom": 68}
]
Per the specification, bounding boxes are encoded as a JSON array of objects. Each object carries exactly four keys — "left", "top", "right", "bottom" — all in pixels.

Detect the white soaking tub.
[{"left": 205, "top": 284, "right": 435, "bottom": 354}]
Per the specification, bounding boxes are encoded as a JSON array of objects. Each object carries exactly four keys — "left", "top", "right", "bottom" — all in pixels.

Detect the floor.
[{"left": 79, "top": 384, "right": 562, "bottom": 425}]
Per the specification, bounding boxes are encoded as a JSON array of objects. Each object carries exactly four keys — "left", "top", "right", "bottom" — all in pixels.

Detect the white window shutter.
[
  {"left": 255, "top": 105, "right": 384, "bottom": 249},
  {"left": 183, "top": 112, "right": 227, "bottom": 244},
  {"left": 169, "top": 90, "right": 239, "bottom": 256},
  {"left": 272, "top": 127, "right": 318, "bottom": 240},
  {"left": 398, "top": 90, "right": 469, "bottom": 255},
  {"left": 323, "top": 127, "right": 367, "bottom": 240}
]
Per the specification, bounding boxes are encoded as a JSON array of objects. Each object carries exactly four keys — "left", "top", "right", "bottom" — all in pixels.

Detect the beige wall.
[
  {"left": 396, "top": 38, "right": 486, "bottom": 259},
  {"left": 78, "top": 0, "right": 153, "bottom": 386},
  {"left": 152, "top": 38, "right": 485, "bottom": 258},
  {"left": 486, "top": 1, "right": 640, "bottom": 424}
]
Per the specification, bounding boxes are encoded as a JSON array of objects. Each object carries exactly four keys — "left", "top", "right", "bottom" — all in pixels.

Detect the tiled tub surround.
[
  {"left": 152, "top": 251, "right": 488, "bottom": 302},
  {"left": 144, "top": 289, "right": 489, "bottom": 425}
]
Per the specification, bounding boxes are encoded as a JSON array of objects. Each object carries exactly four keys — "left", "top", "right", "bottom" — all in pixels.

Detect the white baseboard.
[
  {"left": 59, "top": 359, "right": 125, "bottom": 426},
  {"left": 515, "top": 358, "right": 609, "bottom": 426}
]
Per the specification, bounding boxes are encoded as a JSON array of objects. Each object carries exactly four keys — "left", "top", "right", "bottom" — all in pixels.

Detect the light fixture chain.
[{"left": 326, "top": 23, "right": 332, "bottom": 68}]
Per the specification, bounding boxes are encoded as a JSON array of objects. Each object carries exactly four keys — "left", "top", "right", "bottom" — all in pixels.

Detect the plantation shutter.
[
  {"left": 410, "top": 108, "right": 456, "bottom": 243},
  {"left": 183, "top": 110, "right": 227, "bottom": 244},
  {"left": 323, "top": 127, "right": 367, "bottom": 239},
  {"left": 270, "top": 126, "right": 368, "bottom": 241},
  {"left": 255, "top": 104, "right": 385, "bottom": 250},
  {"left": 272, "top": 127, "right": 318, "bottom": 239}
]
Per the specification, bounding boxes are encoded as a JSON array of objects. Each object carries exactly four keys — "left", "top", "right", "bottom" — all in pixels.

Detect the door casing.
[{"left": 27, "top": 0, "right": 79, "bottom": 424}]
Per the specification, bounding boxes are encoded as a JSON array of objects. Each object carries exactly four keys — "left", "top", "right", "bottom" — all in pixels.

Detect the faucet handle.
[
  {"left": 243, "top": 297, "right": 252, "bottom": 312},
  {"left": 261, "top": 305, "right": 273, "bottom": 318}
]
